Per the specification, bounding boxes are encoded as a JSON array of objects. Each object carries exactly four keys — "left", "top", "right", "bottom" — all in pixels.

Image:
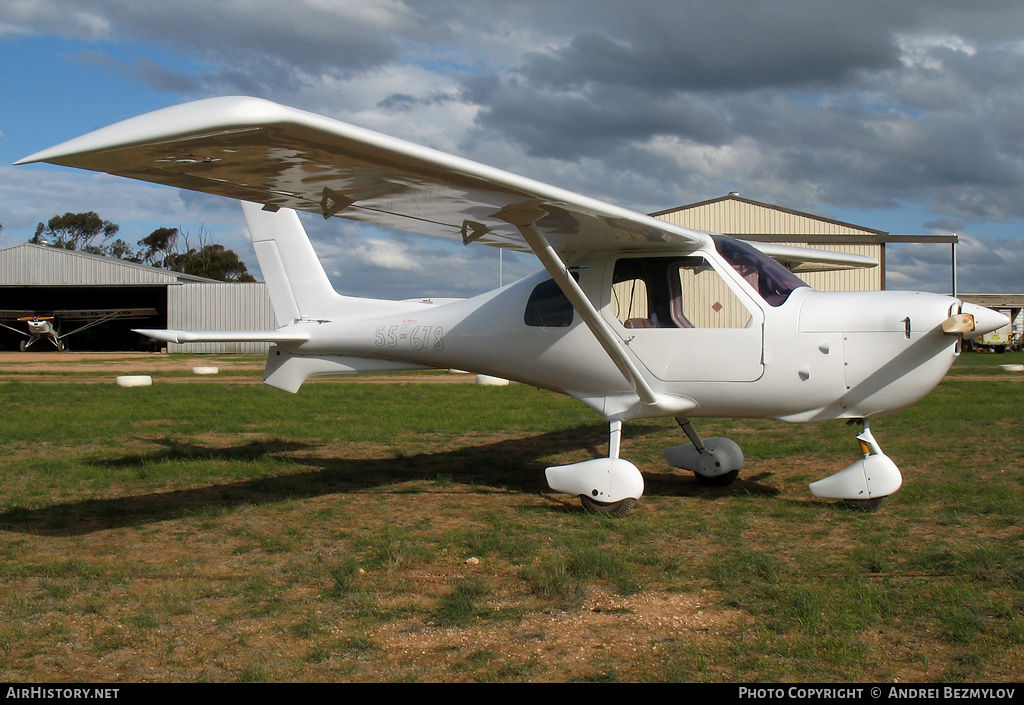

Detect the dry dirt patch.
[{"left": 372, "top": 588, "right": 743, "bottom": 681}]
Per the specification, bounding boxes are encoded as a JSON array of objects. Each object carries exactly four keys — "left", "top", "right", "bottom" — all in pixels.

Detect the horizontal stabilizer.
[
  {"left": 264, "top": 347, "right": 431, "bottom": 393},
  {"left": 134, "top": 328, "right": 309, "bottom": 344}
]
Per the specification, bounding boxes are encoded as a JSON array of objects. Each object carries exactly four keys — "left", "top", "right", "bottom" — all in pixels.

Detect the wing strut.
[
  {"left": 0, "top": 321, "right": 28, "bottom": 338},
  {"left": 57, "top": 310, "right": 154, "bottom": 341},
  {"left": 495, "top": 203, "right": 658, "bottom": 406}
]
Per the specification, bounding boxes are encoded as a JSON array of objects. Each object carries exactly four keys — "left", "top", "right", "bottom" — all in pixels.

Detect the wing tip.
[{"left": 14, "top": 96, "right": 295, "bottom": 167}]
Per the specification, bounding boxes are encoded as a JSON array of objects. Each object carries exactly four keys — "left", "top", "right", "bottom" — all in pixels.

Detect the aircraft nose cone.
[{"left": 961, "top": 302, "right": 1010, "bottom": 338}]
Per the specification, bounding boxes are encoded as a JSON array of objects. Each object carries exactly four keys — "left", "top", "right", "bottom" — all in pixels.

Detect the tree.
[
  {"left": 157, "top": 225, "right": 256, "bottom": 282},
  {"left": 164, "top": 243, "right": 256, "bottom": 282},
  {"left": 137, "top": 227, "right": 179, "bottom": 267},
  {"left": 159, "top": 225, "right": 256, "bottom": 282},
  {"left": 30, "top": 213, "right": 256, "bottom": 282},
  {"left": 32, "top": 212, "right": 120, "bottom": 254},
  {"left": 107, "top": 238, "right": 141, "bottom": 262}
]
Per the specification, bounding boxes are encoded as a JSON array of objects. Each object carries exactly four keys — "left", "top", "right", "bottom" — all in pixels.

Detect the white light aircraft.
[
  {"left": 16, "top": 97, "right": 1009, "bottom": 515},
  {"left": 0, "top": 308, "right": 158, "bottom": 352}
]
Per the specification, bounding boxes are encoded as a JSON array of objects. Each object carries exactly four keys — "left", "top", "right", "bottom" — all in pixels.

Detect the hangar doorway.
[{"left": 0, "top": 285, "right": 168, "bottom": 352}]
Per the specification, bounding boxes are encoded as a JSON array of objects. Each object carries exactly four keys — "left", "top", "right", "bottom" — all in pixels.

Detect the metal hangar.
[{"left": 0, "top": 243, "right": 274, "bottom": 353}]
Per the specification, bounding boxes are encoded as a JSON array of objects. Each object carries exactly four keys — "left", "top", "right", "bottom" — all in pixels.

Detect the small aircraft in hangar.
[
  {"left": 0, "top": 308, "right": 158, "bottom": 352},
  {"left": 16, "top": 97, "right": 1009, "bottom": 515}
]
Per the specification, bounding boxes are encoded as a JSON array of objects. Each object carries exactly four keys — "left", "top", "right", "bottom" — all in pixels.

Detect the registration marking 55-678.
[{"left": 375, "top": 323, "right": 444, "bottom": 351}]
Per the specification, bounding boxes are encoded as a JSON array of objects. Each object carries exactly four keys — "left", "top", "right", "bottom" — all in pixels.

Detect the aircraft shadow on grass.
[{"left": 0, "top": 424, "right": 778, "bottom": 536}]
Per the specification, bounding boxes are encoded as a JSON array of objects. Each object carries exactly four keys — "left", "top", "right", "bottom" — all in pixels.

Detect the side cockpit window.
[
  {"left": 612, "top": 257, "right": 753, "bottom": 329},
  {"left": 524, "top": 274, "right": 577, "bottom": 327}
]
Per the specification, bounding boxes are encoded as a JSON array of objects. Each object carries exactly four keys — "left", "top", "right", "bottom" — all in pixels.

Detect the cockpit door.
[{"left": 605, "top": 255, "right": 765, "bottom": 382}]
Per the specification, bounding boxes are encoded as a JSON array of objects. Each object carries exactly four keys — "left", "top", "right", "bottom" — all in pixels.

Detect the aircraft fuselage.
[{"left": 270, "top": 240, "right": 969, "bottom": 425}]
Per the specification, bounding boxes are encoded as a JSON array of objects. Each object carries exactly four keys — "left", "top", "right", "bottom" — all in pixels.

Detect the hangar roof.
[
  {"left": 960, "top": 294, "right": 1024, "bottom": 308},
  {"left": 651, "top": 193, "right": 888, "bottom": 241},
  {"left": 0, "top": 243, "right": 217, "bottom": 286}
]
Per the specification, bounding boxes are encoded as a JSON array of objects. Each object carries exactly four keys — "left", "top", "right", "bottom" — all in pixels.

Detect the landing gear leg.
[
  {"left": 664, "top": 418, "right": 743, "bottom": 486},
  {"left": 579, "top": 419, "right": 638, "bottom": 516},
  {"left": 544, "top": 418, "right": 643, "bottom": 517},
  {"left": 809, "top": 419, "right": 902, "bottom": 511}
]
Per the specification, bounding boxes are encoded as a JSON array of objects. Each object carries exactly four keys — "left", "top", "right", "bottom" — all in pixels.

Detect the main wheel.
[
  {"left": 580, "top": 495, "right": 637, "bottom": 517},
  {"left": 843, "top": 496, "right": 887, "bottom": 512},
  {"left": 695, "top": 469, "right": 740, "bottom": 487}
]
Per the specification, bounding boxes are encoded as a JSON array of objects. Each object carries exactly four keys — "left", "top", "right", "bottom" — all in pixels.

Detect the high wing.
[
  {"left": 749, "top": 243, "right": 878, "bottom": 273},
  {"left": 0, "top": 308, "right": 157, "bottom": 322},
  {"left": 16, "top": 96, "right": 708, "bottom": 257},
  {"left": 0, "top": 310, "right": 44, "bottom": 321},
  {"left": 38, "top": 308, "right": 158, "bottom": 322}
]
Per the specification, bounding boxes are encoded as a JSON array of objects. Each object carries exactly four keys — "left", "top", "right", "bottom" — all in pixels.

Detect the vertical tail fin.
[
  {"left": 242, "top": 202, "right": 431, "bottom": 325},
  {"left": 242, "top": 202, "right": 435, "bottom": 394},
  {"left": 242, "top": 202, "right": 339, "bottom": 325}
]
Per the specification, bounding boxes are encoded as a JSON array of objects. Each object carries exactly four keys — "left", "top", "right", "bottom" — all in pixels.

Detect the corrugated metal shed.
[
  {"left": 1, "top": 243, "right": 275, "bottom": 353},
  {"left": 652, "top": 194, "right": 885, "bottom": 291},
  {"left": 168, "top": 282, "right": 276, "bottom": 353},
  {"left": 0, "top": 243, "right": 212, "bottom": 286}
]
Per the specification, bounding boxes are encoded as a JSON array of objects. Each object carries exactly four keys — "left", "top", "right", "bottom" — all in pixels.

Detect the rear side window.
[{"left": 525, "top": 275, "right": 577, "bottom": 327}]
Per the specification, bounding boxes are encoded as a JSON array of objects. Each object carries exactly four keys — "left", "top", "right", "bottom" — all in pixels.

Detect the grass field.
[{"left": 0, "top": 351, "right": 1022, "bottom": 682}]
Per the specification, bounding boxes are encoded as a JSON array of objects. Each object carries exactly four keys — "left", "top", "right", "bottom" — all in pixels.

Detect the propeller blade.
[{"left": 941, "top": 313, "right": 975, "bottom": 335}]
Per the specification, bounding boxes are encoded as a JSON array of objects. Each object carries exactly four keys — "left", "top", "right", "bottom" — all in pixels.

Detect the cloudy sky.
[{"left": 1, "top": 0, "right": 1023, "bottom": 298}]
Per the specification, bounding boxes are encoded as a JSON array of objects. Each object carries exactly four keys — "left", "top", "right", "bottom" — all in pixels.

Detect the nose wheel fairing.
[{"left": 809, "top": 421, "right": 902, "bottom": 507}]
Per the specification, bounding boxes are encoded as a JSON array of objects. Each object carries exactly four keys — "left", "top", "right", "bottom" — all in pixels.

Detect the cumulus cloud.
[
  {"left": 3, "top": 0, "right": 1024, "bottom": 296},
  {"left": 886, "top": 234, "right": 1023, "bottom": 294},
  {"left": 450, "top": 1, "right": 1024, "bottom": 227},
  {"left": 1, "top": 0, "right": 420, "bottom": 72}
]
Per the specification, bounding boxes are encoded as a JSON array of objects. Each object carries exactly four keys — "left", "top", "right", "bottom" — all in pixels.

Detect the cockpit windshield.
[{"left": 712, "top": 235, "right": 809, "bottom": 306}]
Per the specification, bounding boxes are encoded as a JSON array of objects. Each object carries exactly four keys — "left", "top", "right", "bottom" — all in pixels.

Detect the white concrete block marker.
[{"left": 116, "top": 375, "right": 153, "bottom": 387}]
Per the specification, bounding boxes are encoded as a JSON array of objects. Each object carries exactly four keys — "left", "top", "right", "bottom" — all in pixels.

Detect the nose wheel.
[{"left": 843, "top": 496, "right": 887, "bottom": 512}]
